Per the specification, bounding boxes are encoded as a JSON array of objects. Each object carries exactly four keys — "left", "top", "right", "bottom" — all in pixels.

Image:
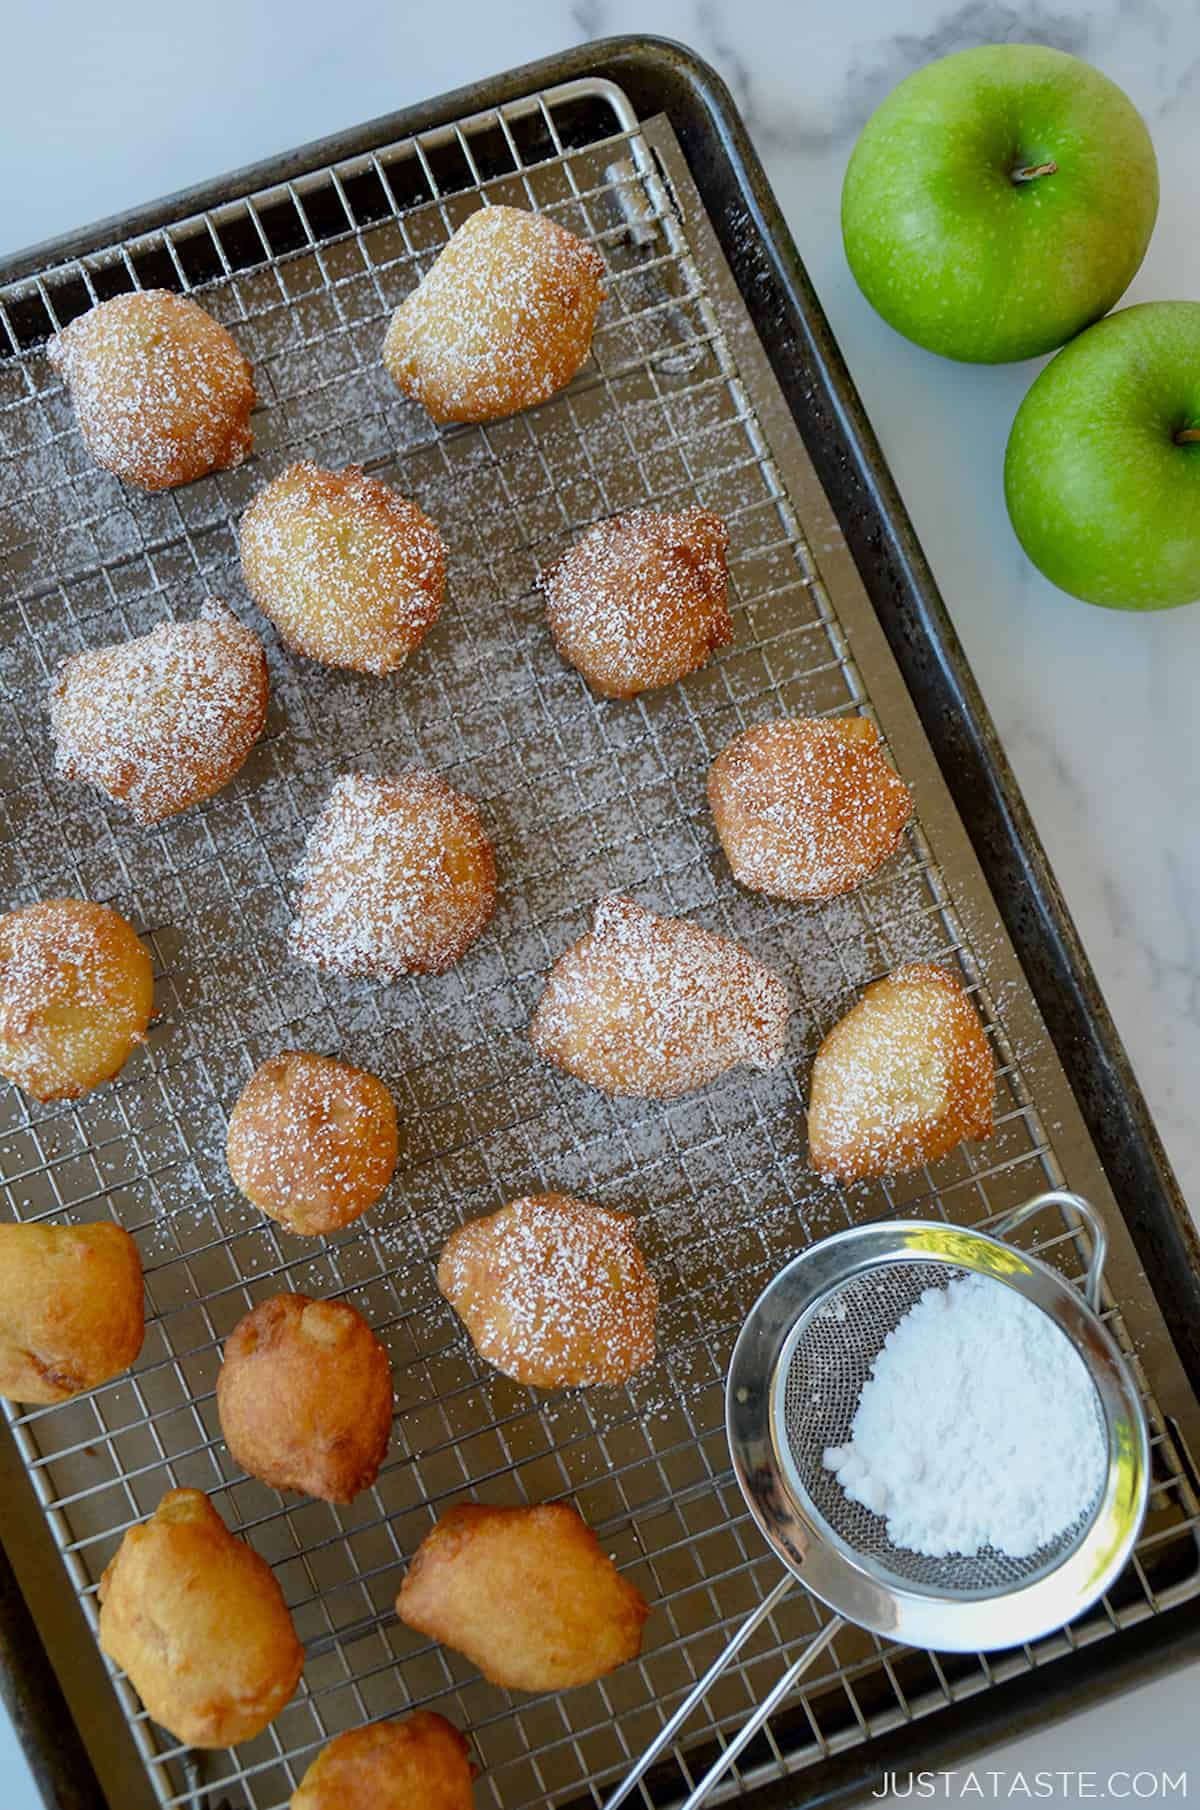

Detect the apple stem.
[
  {"left": 1175, "top": 427, "right": 1200, "bottom": 444},
  {"left": 1011, "top": 159, "right": 1058, "bottom": 183}
]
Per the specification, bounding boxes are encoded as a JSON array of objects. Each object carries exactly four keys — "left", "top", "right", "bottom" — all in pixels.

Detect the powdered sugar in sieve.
[{"left": 821, "top": 1270, "right": 1107, "bottom": 1561}]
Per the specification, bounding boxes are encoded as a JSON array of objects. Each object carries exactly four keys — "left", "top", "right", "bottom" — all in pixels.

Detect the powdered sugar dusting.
[
  {"left": 239, "top": 462, "right": 445, "bottom": 675},
  {"left": 807, "top": 964, "right": 995, "bottom": 1181},
  {"left": 48, "top": 290, "right": 254, "bottom": 491},
  {"left": 530, "top": 895, "right": 791, "bottom": 1099},
  {"left": 708, "top": 716, "right": 913, "bottom": 901},
  {"left": 0, "top": 902, "right": 142, "bottom": 1030},
  {"left": 438, "top": 1192, "right": 657, "bottom": 1388},
  {"left": 383, "top": 205, "right": 607, "bottom": 424},
  {"left": 0, "top": 899, "right": 152, "bottom": 1101},
  {"left": 289, "top": 770, "right": 497, "bottom": 979},
  {"left": 226, "top": 1051, "right": 398, "bottom": 1235},
  {"left": 539, "top": 507, "right": 732, "bottom": 698},
  {"left": 49, "top": 599, "right": 269, "bottom": 825}
]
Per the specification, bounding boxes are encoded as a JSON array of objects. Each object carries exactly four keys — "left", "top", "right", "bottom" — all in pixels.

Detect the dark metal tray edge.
[{"left": 2, "top": 33, "right": 1199, "bottom": 1810}]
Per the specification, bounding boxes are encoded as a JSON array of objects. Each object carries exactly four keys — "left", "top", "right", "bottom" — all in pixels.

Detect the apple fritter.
[
  {"left": 708, "top": 716, "right": 912, "bottom": 900},
  {"left": 396, "top": 1501, "right": 648, "bottom": 1692},
  {"left": 539, "top": 507, "right": 731, "bottom": 698},
  {"left": 0, "top": 899, "right": 154, "bottom": 1102},
  {"left": 48, "top": 290, "right": 254, "bottom": 490},
  {"left": 383, "top": 206, "right": 605, "bottom": 423},
  {"left": 50, "top": 600, "right": 268, "bottom": 824},
  {"left": 226, "top": 1051, "right": 399, "bottom": 1236},
  {"left": 438, "top": 1193, "right": 657, "bottom": 1388},
  {"left": 290, "top": 771, "right": 497, "bottom": 980},
  {"left": 98, "top": 1489, "right": 303, "bottom": 1748},
  {"left": 530, "top": 895, "right": 789, "bottom": 1099},
  {"left": 0, "top": 1221, "right": 143, "bottom": 1404},
  {"left": 807, "top": 963, "right": 994, "bottom": 1181},
  {"left": 291, "top": 1713, "right": 475, "bottom": 1810},
  {"left": 240, "top": 462, "right": 444, "bottom": 675},
  {"left": 218, "top": 1293, "right": 393, "bottom": 1502}
]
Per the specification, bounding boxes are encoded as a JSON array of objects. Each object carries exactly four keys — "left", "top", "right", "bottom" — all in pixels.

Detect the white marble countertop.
[{"left": 1, "top": 0, "right": 1197, "bottom": 1803}]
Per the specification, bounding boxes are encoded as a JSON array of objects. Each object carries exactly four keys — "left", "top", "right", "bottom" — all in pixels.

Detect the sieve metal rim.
[{"left": 726, "top": 1208, "right": 1150, "bottom": 1654}]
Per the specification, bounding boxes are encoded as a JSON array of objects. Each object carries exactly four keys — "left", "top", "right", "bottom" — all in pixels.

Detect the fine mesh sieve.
[
  {"left": 605, "top": 1191, "right": 1149, "bottom": 1810},
  {"left": 778, "top": 1261, "right": 1100, "bottom": 1598}
]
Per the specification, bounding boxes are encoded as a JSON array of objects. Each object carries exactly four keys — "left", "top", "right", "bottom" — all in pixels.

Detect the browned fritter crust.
[
  {"left": 707, "top": 716, "right": 913, "bottom": 901},
  {"left": 240, "top": 463, "right": 445, "bottom": 675},
  {"left": 50, "top": 600, "right": 269, "bottom": 824},
  {"left": 529, "top": 895, "right": 789, "bottom": 1099},
  {"left": 218, "top": 1293, "right": 393, "bottom": 1503},
  {"left": 225, "top": 1051, "right": 399, "bottom": 1236},
  {"left": 0, "top": 1221, "right": 144, "bottom": 1404},
  {"left": 98, "top": 1489, "right": 303, "bottom": 1748},
  {"left": 289, "top": 771, "right": 497, "bottom": 980},
  {"left": 0, "top": 898, "right": 154, "bottom": 1102},
  {"left": 291, "top": 1712, "right": 475, "bottom": 1810},
  {"left": 396, "top": 1501, "right": 648, "bottom": 1692},
  {"left": 539, "top": 507, "right": 731, "bottom": 698},
  {"left": 438, "top": 1193, "right": 657, "bottom": 1388}
]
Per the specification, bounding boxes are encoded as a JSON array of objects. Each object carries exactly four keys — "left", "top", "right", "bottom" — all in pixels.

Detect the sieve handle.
[
  {"left": 676, "top": 1615, "right": 846, "bottom": 1810},
  {"left": 989, "top": 1189, "right": 1108, "bottom": 1313},
  {"left": 601, "top": 1573, "right": 793, "bottom": 1810},
  {"left": 601, "top": 1582, "right": 843, "bottom": 1810}
]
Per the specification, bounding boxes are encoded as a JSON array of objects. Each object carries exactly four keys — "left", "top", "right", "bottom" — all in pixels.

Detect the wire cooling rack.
[{"left": 1, "top": 74, "right": 1198, "bottom": 1810}]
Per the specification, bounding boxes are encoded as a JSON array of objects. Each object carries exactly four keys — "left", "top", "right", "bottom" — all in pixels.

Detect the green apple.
[
  {"left": 1004, "top": 302, "right": 1200, "bottom": 611},
  {"left": 841, "top": 44, "right": 1158, "bottom": 363}
]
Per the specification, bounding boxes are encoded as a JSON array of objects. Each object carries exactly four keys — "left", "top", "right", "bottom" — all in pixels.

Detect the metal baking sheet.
[{"left": 0, "top": 73, "right": 1197, "bottom": 1810}]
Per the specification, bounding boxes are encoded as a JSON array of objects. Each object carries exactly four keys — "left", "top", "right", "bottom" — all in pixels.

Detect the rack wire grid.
[{"left": 0, "top": 73, "right": 1197, "bottom": 1810}]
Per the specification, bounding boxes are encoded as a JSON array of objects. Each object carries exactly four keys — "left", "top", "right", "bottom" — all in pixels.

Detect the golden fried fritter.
[
  {"left": 708, "top": 716, "right": 913, "bottom": 900},
  {"left": 50, "top": 600, "right": 268, "bottom": 824},
  {"left": 291, "top": 1713, "right": 474, "bottom": 1810},
  {"left": 226, "top": 1051, "right": 399, "bottom": 1236},
  {"left": 98, "top": 1489, "right": 303, "bottom": 1748},
  {"left": 48, "top": 290, "right": 254, "bottom": 490},
  {"left": 218, "top": 1293, "right": 393, "bottom": 1502},
  {"left": 0, "top": 899, "right": 154, "bottom": 1102},
  {"left": 396, "top": 1501, "right": 647, "bottom": 1691},
  {"left": 539, "top": 508, "right": 731, "bottom": 698},
  {"left": 240, "top": 463, "right": 445, "bottom": 675},
  {"left": 383, "top": 206, "right": 605, "bottom": 423},
  {"left": 438, "top": 1193, "right": 657, "bottom": 1388},
  {"left": 0, "top": 1221, "right": 143, "bottom": 1403},
  {"left": 530, "top": 895, "right": 789, "bottom": 1099},
  {"left": 290, "top": 771, "right": 497, "bottom": 980},
  {"left": 807, "top": 963, "right": 994, "bottom": 1181}
]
